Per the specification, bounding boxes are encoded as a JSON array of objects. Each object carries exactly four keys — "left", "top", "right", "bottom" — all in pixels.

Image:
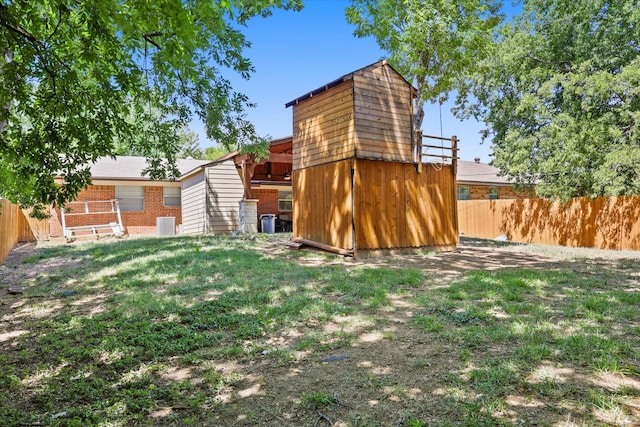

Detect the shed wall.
[
  {"left": 292, "top": 80, "right": 355, "bottom": 170},
  {"left": 205, "top": 161, "right": 245, "bottom": 234},
  {"left": 181, "top": 172, "right": 206, "bottom": 234},
  {"left": 353, "top": 159, "right": 458, "bottom": 250},
  {"left": 293, "top": 160, "right": 353, "bottom": 250},
  {"left": 353, "top": 66, "right": 414, "bottom": 163}
]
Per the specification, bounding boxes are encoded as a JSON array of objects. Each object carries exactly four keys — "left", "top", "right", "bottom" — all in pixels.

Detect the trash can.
[{"left": 260, "top": 214, "right": 276, "bottom": 234}]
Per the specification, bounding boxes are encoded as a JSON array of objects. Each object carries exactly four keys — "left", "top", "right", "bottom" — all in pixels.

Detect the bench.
[{"left": 64, "top": 222, "right": 124, "bottom": 242}]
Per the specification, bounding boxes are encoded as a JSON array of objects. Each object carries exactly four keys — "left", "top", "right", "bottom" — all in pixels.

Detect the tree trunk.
[
  {"left": 0, "top": 49, "right": 14, "bottom": 133},
  {"left": 413, "top": 99, "right": 425, "bottom": 132}
]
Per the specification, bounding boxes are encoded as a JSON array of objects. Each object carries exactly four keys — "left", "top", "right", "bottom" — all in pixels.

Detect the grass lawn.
[{"left": 0, "top": 234, "right": 639, "bottom": 426}]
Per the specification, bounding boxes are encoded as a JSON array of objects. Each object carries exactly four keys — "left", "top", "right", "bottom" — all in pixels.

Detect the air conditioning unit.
[{"left": 157, "top": 217, "right": 176, "bottom": 236}]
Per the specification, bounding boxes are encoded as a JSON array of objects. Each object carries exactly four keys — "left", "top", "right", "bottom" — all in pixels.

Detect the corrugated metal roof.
[
  {"left": 457, "top": 160, "right": 511, "bottom": 185},
  {"left": 87, "top": 156, "right": 211, "bottom": 180}
]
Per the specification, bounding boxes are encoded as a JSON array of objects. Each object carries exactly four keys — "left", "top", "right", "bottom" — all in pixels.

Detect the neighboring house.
[
  {"left": 50, "top": 156, "right": 210, "bottom": 238},
  {"left": 50, "top": 142, "right": 295, "bottom": 239},
  {"left": 456, "top": 158, "right": 534, "bottom": 200}
]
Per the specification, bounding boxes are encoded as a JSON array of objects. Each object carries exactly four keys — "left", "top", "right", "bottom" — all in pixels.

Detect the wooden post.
[
  {"left": 240, "top": 158, "right": 257, "bottom": 200},
  {"left": 451, "top": 135, "right": 459, "bottom": 241},
  {"left": 416, "top": 130, "right": 423, "bottom": 174},
  {"left": 451, "top": 135, "right": 458, "bottom": 176}
]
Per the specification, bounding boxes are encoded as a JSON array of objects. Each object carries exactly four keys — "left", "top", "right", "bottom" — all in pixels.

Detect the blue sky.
[{"left": 192, "top": 0, "right": 500, "bottom": 162}]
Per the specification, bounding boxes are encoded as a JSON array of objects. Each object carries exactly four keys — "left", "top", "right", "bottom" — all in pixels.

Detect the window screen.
[
  {"left": 489, "top": 187, "right": 499, "bottom": 200},
  {"left": 457, "top": 186, "right": 471, "bottom": 200},
  {"left": 116, "top": 186, "right": 144, "bottom": 211},
  {"left": 164, "top": 187, "right": 181, "bottom": 207},
  {"left": 278, "top": 190, "right": 292, "bottom": 211}
]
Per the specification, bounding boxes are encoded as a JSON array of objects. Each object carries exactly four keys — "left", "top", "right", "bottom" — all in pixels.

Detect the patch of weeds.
[
  {"left": 382, "top": 330, "right": 395, "bottom": 340},
  {"left": 467, "top": 360, "right": 521, "bottom": 397},
  {"left": 588, "top": 388, "right": 634, "bottom": 423},
  {"left": 514, "top": 342, "right": 554, "bottom": 362},
  {"left": 460, "top": 327, "right": 486, "bottom": 349},
  {"left": 324, "top": 266, "right": 422, "bottom": 308},
  {"left": 295, "top": 334, "right": 323, "bottom": 351},
  {"left": 300, "top": 390, "right": 336, "bottom": 409},
  {"left": 558, "top": 334, "right": 631, "bottom": 367},
  {"left": 528, "top": 378, "right": 581, "bottom": 400},
  {"left": 267, "top": 348, "right": 296, "bottom": 366},
  {"left": 413, "top": 358, "right": 431, "bottom": 369},
  {"left": 412, "top": 313, "right": 445, "bottom": 332}
]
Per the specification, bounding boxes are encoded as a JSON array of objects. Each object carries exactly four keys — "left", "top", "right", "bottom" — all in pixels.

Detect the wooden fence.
[
  {"left": 0, "top": 199, "right": 50, "bottom": 265},
  {"left": 458, "top": 196, "right": 640, "bottom": 251}
]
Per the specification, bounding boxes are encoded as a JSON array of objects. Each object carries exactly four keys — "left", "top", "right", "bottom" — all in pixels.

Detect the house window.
[
  {"left": 489, "top": 187, "right": 499, "bottom": 200},
  {"left": 278, "top": 190, "right": 292, "bottom": 211},
  {"left": 457, "top": 186, "right": 471, "bottom": 200},
  {"left": 116, "top": 186, "right": 144, "bottom": 211},
  {"left": 164, "top": 187, "right": 181, "bottom": 207}
]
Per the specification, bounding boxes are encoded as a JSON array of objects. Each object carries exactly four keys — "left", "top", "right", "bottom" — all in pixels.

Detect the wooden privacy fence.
[
  {"left": 0, "top": 199, "right": 49, "bottom": 265},
  {"left": 458, "top": 196, "right": 640, "bottom": 251}
]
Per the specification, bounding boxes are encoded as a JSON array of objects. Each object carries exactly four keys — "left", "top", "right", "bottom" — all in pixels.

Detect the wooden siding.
[
  {"left": 181, "top": 172, "right": 206, "bottom": 234},
  {"left": 458, "top": 196, "right": 640, "bottom": 251},
  {"left": 354, "top": 159, "right": 458, "bottom": 250},
  {"left": 353, "top": 66, "right": 414, "bottom": 163},
  {"left": 205, "top": 160, "right": 245, "bottom": 234},
  {"left": 293, "top": 160, "right": 354, "bottom": 250},
  {"left": 1, "top": 200, "right": 48, "bottom": 265},
  {"left": 292, "top": 80, "right": 355, "bottom": 170}
]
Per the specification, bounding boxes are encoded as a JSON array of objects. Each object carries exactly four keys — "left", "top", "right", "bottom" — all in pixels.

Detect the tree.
[
  {"left": 346, "top": 0, "right": 502, "bottom": 130},
  {"left": 203, "top": 145, "right": 234, "bottom": 160},
  {"left": 0, "top": 0, "right": 301, "bottom": 216},
  {"left": 459, "top": 0, "right": 640, "bottom": 200},
  {"left": 176, "top": 128, "right": 204, "bottom": 160}
]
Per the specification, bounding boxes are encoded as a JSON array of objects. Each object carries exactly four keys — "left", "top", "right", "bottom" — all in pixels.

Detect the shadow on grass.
[{"left": 0, "top": 235, "right": 638, "bottom": 426}]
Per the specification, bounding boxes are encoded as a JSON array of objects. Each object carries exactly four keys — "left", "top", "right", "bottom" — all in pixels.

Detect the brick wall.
[
  {"left": 50, "top": 184, "right": 182, "bottom": 237},
  {"left": 458, "top": 184, "right": 534, "bottom": 200},
  {"left": 251, "top": 188, "right": 279, "bottom": 217}
]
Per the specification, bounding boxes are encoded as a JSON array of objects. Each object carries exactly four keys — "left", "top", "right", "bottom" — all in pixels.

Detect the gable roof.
[
  {"left": 285, "top": 60, "right": 416, "bottom": 108},
  {"left": 457, "top": 160, "right": 512, "bottom": 186},
  {"left": 86, "top": 156, "right": 211, "bottom": 181}
]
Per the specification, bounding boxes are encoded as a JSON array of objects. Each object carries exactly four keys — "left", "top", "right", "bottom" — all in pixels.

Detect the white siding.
[
  {"left": 181, "top": 172, "right": 206, "bottom": 234},
  {"left": 205, "top": 160, "right": 244, "bottom": 234}
]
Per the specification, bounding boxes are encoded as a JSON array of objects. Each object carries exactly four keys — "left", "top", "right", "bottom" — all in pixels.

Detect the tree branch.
[{"left": 143, "top": 32, "right": 163, "bottom": 50}]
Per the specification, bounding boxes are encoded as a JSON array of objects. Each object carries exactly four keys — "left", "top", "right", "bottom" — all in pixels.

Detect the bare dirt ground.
[{"left": 1, "top": 236, "right": 639, "bottom": 426}]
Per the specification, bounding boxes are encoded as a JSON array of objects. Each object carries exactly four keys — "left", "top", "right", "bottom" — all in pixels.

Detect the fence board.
[
  {"left": 458, "top": 196, "right": 640, "bottom": 251},
  {"left": 354, "top": 159, "right": 458, "bottom": 250},
  {"left": 1, "top": 200, "right": 50, "bottom": 265}
]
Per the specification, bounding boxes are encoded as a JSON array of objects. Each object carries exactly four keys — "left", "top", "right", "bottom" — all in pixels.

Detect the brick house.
[
  {"left": 456, "top": 158, "right": 534, "bottom": 200},
  {"left": 50, "top": 138, "right": 295, "bottom": 239},
  {"left": 50, "top": 156, "right": 210, "bottom": 238}
]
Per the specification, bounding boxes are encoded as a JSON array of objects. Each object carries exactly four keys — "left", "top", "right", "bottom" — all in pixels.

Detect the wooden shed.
[
  {"left": 286, "top": 60, "right": 458, "bottom": 256},
  {"left": 180, "top": 158, "right": 245, "bottom": 234}
]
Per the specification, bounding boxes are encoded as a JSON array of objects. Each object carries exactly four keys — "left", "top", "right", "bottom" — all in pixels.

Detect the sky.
[{"left": 191, "top": 0, "right": 499, "bottom": 163}]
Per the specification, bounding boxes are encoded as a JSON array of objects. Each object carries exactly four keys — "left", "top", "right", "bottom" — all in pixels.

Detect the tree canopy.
[
  {"left": 459, "top": 0, "right": 640, "bottom": 200},
  {"left": 346, "top": 0, "right": 502, "bottom": 130},
  {"left": 0, "top": 0, "right": 301, "bottom": 215}
]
